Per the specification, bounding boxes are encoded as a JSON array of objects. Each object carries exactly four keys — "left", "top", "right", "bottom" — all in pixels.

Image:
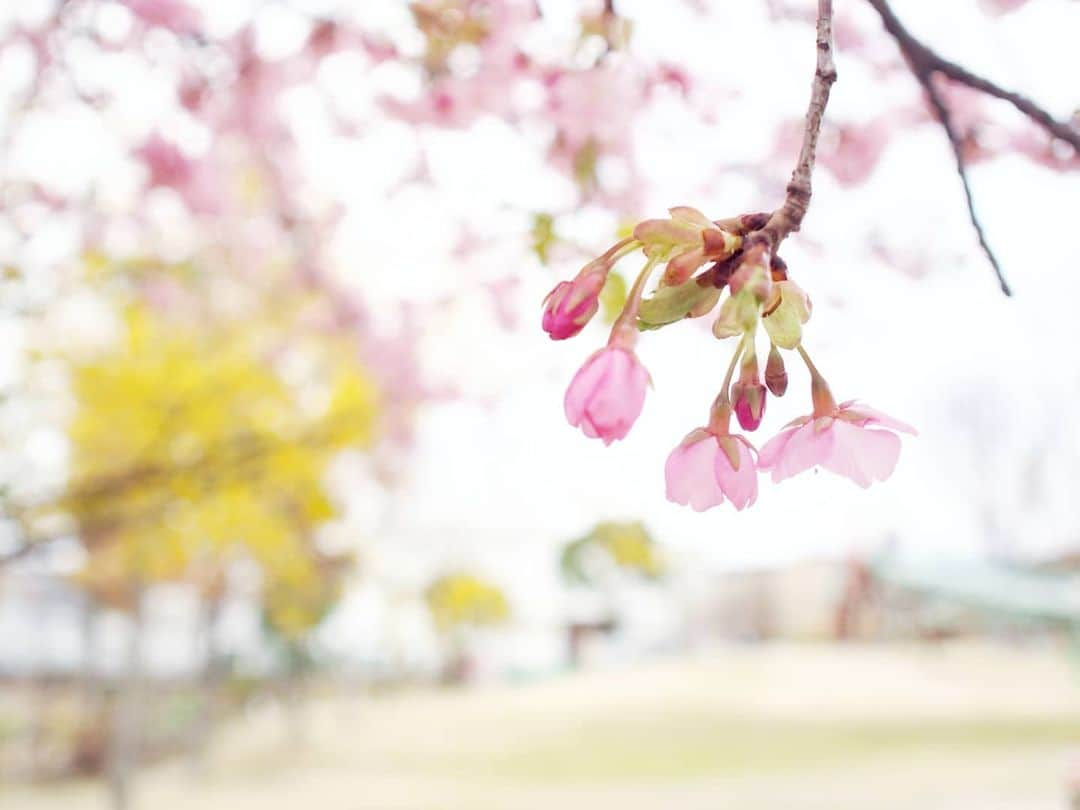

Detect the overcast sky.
[
  {"left": 332, "top": 0, "right": 1080, "bottom": 586},
  {"left": 2, "top": 0, "right": 1078, "bottom": 620}
]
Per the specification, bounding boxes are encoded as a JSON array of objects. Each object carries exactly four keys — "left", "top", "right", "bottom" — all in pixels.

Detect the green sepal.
[{"left": 637, "top": 277, "right": 719, "bottom": 331}]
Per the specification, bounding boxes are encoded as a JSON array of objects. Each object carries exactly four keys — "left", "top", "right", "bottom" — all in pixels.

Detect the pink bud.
[
  {"left": 732, "top": 380, "right": 767, "bottom": 431},
  {"left": 564, "top": 347, "right": 649, "bottom": 444},
  {"left": 542, "top": 271, "right": 606, "bottom": 340},
  {"left": 765, "top": 344, "right": 788, "bottom": 397},
  {"left": 731, "top": 351, "right": 767, "bottom": 432}
]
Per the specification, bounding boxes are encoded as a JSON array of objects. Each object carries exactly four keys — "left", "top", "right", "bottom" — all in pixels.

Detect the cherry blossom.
[
  {"left": 564, "top": 346, "right": 649, "bottom": 445},
  {"left": 665, "top": 428, "right": 758, "bottom": 512}
]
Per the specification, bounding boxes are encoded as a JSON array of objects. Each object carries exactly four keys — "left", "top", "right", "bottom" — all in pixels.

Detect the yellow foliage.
[
  {"left": 590, "top": 521, "right": 665, "bottom": 578},
  {"left": 425, "top": 573, "right": 510, "bottom": 634},
  {"left": 62, "top": 300, "right": 380, "bottom": 622},
  {"left": 560, "top": 521, "right": 665, "bottom": 584},
  {"left": 263, "top": 555, "right": 349, "bottom": 640}
]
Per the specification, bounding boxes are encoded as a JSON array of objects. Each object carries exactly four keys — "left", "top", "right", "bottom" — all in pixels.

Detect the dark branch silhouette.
[{"left": 866, "top": 0, "right": 1079, "bottom": 294}]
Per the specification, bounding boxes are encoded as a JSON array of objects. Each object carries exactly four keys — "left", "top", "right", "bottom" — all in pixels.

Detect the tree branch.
[
  {"left": 866, "top": 0, "right": 1080, "bottom": 295},
  {"left": 921, "top": 72, "right": 1012, "bottom": 295},
  {"left": 755, "top": 0, "right": 837, "bottom": 251},
  {"left": 865, "top": 0, "right": 1080, "bottom": 152}
]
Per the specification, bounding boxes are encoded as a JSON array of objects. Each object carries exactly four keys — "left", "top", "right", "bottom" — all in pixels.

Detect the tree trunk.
[
  {"left": 187, "top": 596, "right": 223, "bottom": 777},
  {"left": 106, "top": 590, "right": 145, "bottom": 810}
]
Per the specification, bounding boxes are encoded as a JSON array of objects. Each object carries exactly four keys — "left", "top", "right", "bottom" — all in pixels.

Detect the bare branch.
[
  {"left": 863, "top": 0, "right": 1045, "bottom": 295},
  {"left": 922, "top": 76, "right": 1012, "bottom": 295},
  {"left": 755, "top": 0, "right": 837, "bottom": 251},
  {"left": 865, "top": 0, "right": 1080, "bottom": 152}
]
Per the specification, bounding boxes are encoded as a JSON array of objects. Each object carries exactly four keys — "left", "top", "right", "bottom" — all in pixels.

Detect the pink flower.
[
  {"left": 978, "top": 0, "right": 1031, "bottom": 15},
  {"left": 758, "top": 401, "right": 916, "bottom": 488},
  {"left": 564, "top": 346, "right": 648, "bottom": 444},
  {"left": 136, "top": 134, "right": 192, "bottom": 190},
  {"left": 542, "top": 272, "right": 605, "bottom": 340},
  {"left": 665, "top": 429, "right": 758, "bottom": 511},
  {"left": 121, "top": 0, "right": 201, "bottom": 34},
  {"left": 547, "top": 65, "right": 642, "bottom": 158},
  {"left": 134, "top": 134, "right": 221, "bottom": 215}
]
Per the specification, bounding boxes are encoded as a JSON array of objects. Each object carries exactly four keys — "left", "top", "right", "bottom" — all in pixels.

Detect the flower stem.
[
  {"left": 599, "top": 237, "right": 640, "bottom": 265},
  {"left": 796, "top": 344, "right": 837, "bottom": 416},
  {"left": 709, "top": 332, "right": 749, "bottom": 432},
  {"left": 720, "top": 332, "right": 749, "bottom": 404},
  {"left": 609, "top": 253, "right": 662, "bottom": 345}
]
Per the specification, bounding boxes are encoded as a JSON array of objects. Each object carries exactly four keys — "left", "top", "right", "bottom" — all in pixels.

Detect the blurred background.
[{"left": 0, "top": 1, "right": 1078, "bottom": 808}]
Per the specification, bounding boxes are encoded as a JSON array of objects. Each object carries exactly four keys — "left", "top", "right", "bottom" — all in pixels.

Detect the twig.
[
  {"left": 866, "top": 0, "right": 1080, "bottom": 295},
  {"left": 922, "top": 75, "right": 1012, "bottom": 295},
  {"left": 754, "top": 0, "right": 837, "bottom": 251},
  {"left": 865, "top": 0, "right": 1080, "bottom": 152}
]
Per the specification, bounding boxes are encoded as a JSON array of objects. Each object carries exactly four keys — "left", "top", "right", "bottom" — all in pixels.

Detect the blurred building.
[{"left": 691, "top": 553, "right": 1080, "bottom": 643}]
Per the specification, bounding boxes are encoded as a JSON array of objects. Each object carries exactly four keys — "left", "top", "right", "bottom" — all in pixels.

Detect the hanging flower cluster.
[{"left": 543, "top": 207, "right": 915, "bottom": 511}]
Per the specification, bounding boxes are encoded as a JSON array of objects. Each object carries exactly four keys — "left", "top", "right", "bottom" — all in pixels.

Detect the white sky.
[
  {"left": 1, "top": 0, "right": 1079, "bottom": 638},
  {"left": 333, "top": 0, "right": 1080, "bottom": 594}
]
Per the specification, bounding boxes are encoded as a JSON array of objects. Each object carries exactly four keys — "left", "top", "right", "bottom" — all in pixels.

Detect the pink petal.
[
  {"left": 714, "top": 440, "right": 758, "bottom": 510},
  {"left": 767, "top": 420, "right": 835, "bottom": 483},
  {"left": 843, "top": 404, "right": 917, "bottom": 435},
  {"left": 780, "top": 413, "right": 813, "bottom": 430},
  {"left": 757, "top": 426, "right": 798, "bottom": 469},
  {"left": 822, "top": 422, "right": 901, "bottom": 488},
  {"left": 563, "top": 348, "right": 647, "bottom": 445},
  {"left": 665, "top": 438, "right": 725, "bottom": 511},
  {"left": 564, "top": 350, "right": 610, "bottom": 426},
  {"left": 587, "top": 350, "right": 647, "bottom": 442}
]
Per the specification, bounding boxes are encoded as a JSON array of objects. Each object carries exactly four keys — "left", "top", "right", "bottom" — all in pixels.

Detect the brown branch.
[
  {"left": 866, "top": 0, "right": 1080, "bottom": 295},
  {"left": 865, "top": 0, "right": 1080, "bottom": 152},
  {"left": 921, "top": 73, "right": 1012, "bottom": 295},
  {"left": 754, "top": 0, "right": 837, "bottom": 252}
]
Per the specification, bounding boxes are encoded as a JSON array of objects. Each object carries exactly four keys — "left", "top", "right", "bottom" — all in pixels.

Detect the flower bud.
[
  {"left": 542, "top": 268, "right": 606, "bottom": 340},
  {"left": 636, "top": 207, "right": 741, "bottom": 286},
  {"left": 728, "top": 244, "right": 772, "bottom": 304},
  {"left": 565, "top": 346, "right": 649, "bottom": 444},
  {"left": 731, "top": 351, "right": 767, "bottom": 432},
  {"left": 633, "top": 210, "right": 701, "bottom": 257},
  {"left": 765, "top": 344, "right": 788, "bottom": 397}
]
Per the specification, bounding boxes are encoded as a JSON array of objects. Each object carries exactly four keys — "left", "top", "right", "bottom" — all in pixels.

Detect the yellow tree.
[
  {"left": 40, "top": 295, "right": 381, "bottom": 800},
  {"left": 424, "top": 572, "right": 511, "bottom": 683},
  {"left": 61, "top": 301, "right": 378, "bottom": 603},
  {"left": 559, "top": 521, "right": 665, "bottom": 668},
  {"left": 559, "top": 521, "right": 665, "bottom": 585}
]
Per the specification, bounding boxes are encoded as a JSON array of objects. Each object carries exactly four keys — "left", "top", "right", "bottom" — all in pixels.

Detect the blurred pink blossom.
[
  {"left": 134, "top": 134, "right": 221, "bottom": 215},
  {"left": 978, "top": 0, "right": 1032, "bottom": 15},
  {"left": 121, "top": 0, "right": 200, "bottom": 34},
  {"left": 546, "top": 65, "right": 642, "bottom": 160}
]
